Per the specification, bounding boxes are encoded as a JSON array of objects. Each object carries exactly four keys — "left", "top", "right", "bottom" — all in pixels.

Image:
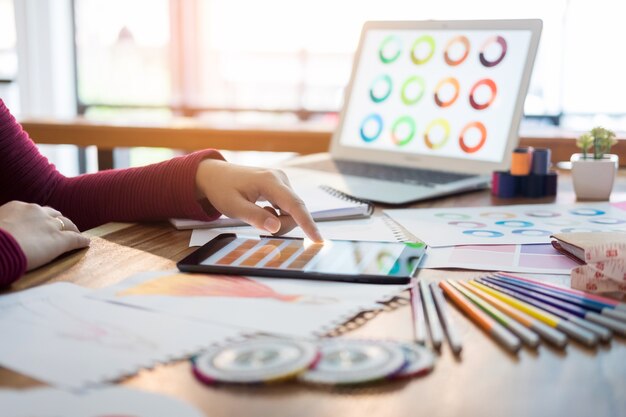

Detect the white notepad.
[{"left": 170, "top": 184, "right": 373, "bottom": 230}]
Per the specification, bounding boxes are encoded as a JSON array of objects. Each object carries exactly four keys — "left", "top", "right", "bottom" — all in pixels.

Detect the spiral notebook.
[{"left": 170, "top": 185, "right": 373, "bottom": 230}]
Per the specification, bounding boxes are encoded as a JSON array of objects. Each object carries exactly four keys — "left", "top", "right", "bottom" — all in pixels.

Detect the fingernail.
[{"left": 264, "top": 216, "right": 281, "bottom": 233}]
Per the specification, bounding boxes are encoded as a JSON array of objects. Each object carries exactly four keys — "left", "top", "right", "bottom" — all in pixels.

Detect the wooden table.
[{"left": 2, "top": 169, "right": 626, "bottom": 417}]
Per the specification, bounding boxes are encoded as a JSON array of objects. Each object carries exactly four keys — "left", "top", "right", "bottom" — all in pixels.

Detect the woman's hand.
[
  {"left": 0, "top": 201, "right": 90, "bottom": 271},
  {"left": 196, "top": 160, "right": 323, "bottom": 242}
]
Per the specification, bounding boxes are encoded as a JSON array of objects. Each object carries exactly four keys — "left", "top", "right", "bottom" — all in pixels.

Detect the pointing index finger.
[{"left": 262, "top": 184, "right": 323, "bottom": 242}]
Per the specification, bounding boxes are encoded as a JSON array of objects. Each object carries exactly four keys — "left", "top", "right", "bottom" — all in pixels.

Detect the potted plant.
[{"left": 571, "top": 127, "right": 619, "bottom": 200}]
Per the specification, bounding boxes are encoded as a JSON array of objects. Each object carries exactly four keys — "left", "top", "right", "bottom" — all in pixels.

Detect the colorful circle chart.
[
  {"left": 424, "top": 118, "right": 451, "bottom": 150},
  {"left": 569, "top": 208, "right": 606, "bottom": 216},
  {"left": 411, "top": 35, "right": 435, "bottom": 65},
  {"left": 401, "top": 75, "right": 426, "bottom": 105},
  {"left": 479, "top": 36, "right": 507, "bottom": 68},
  {"left": 391, "top": 116, "right": 416, "bottom": 146},
  {"left": 459, "top": 121, "right": 487, "bottom": 154},
  {"left": 495, "top": 220, "right": 533, "bottom": 228},
  {"left": 360, "top": 114, "right": 383, "bottom": 143},
  {"left": 588, "top": 218, "right": 626, "bottom": 225},
  {"left": 479, "top": 212, "right": 516, "bottom": 219},
  {"left": 370, "top": 74, "right": 393, "bottom": 103},
  {"left": 434, "top": 77, "right": 460, "bottom": 108},
  {"left": 525, "top": 210, "right": 561, "bottom": 218},
  {"left": 511, "top": 229, "right": 552, "bottom": 236},
  {"left": 444, "top": 35, "right": 470, "bottom": 66},
  {"left": 379, "top": 35, "right": 402, "bottom": 64},
  {"left": 469, "top": 79, "right": 497, "bottom": 110},
  {"left": 463, "top": 230, "right": 504, "bottom": 238},
  {"left": 435, "top": 213, "right": 470, "bottom": 220},
  {"left": 448, "top": 221, "right": 487, "bottom": 228},
  {"left": 561, "top": 227, "right": 602, "bottom": 233}
]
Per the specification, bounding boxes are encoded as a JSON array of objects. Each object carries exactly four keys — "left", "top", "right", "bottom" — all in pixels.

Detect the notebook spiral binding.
[
  {"left": 382, "top": 214, "right": 416, "bottom": 242},
  {"left": 318, "top": 185, "right": 375, "bottom": 216}
]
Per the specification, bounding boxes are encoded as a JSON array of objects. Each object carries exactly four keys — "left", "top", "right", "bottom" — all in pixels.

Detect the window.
[
  {"left": 73, "top": 0, "right": 626, "bottom": 131},
  {"left": 0, "top": 0, "right": 19, "bottom": 108}
]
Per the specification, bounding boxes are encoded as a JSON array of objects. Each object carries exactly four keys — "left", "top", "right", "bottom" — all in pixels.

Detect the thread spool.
[
  {"left": 531, "top": 148, "right": 551, "bottom": 175},
  {"left": 510, "top": 147, "right": 534, "bottom": 176}
]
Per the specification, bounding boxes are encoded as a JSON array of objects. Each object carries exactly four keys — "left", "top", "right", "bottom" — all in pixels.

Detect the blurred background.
[{"left": 1, "top": 0, "right": 625, "bottom": 174}]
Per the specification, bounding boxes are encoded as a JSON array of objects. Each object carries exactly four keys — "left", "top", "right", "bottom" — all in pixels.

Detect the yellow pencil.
[
  {"left": 468, "top": 280, "right": 597, "bottom": 347},
  {"left": 458, "top": 281, "right": 567, "bottom": 348}
]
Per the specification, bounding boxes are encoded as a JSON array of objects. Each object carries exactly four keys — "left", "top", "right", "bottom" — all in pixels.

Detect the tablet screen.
[{"left": 200, "top": 235, "right": 425, "bottom": 277}]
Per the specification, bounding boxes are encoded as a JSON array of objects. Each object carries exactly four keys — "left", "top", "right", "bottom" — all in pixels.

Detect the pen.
[
  {"left": 420, "top": 279, "right": 444, "bottom": 350},
  {"left": 429, "top": 281, "right": 462, "bottom": 355},
  {"left": 410, "top": 282, "right": 427, "bottom": 345}
]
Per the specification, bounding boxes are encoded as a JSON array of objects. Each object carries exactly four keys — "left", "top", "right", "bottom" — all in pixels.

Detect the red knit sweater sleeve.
[
  {"left": 0, "top": 99, "right": 224, "bottom": 232},
  {"left": 0, "top": 228, "right": 27, "bottom": 287}
]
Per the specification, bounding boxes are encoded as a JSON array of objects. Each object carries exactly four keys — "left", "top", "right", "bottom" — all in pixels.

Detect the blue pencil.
[
  {"left": 486, "top": 276, "right": 626, "bottom": 337},
  {"left": 492, "top": 273, "right": 626, "bottom": 323},
  {"left": 475, "top": 278, "right": 602, "bottom": 346}
]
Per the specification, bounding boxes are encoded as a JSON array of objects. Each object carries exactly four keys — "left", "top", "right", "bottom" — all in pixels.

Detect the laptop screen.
[{"left": 338, "top": 28, "right": 533, "bottom": 163}]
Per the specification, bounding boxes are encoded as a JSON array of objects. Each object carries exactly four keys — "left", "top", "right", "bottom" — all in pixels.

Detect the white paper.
[
  {"left": 421, "top": 244, "right": 580, "bottom": 274},
  {"left": 91, "top": 270, "right": 409, "bottom": 338},
  {"left": 0, "top": 284, "right": 242, "bottom": 390},
  {"left": 0, "top": 386, "right": 204, "bottom": 417},
  {"left": 189, "top": 216, "right": 403, "bottom": 247},
  {"left": 385, "top": 202, "right": 626, "bottom": 247}
]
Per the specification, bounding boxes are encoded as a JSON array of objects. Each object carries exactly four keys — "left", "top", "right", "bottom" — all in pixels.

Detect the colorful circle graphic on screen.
[
  {"left": 379, "top": 35, "right": 402, "bottom": 64},
  {"left": 469, "top": 79, "right": 497, "bottom": 110},
  {"left": 569, "top": 208, "right": 606, "bottom": 216},
  {"left": 435, "top": 213, "right": 470, "bottom": 220},
  {"left": 391, "top": 116, "right": 416, "bottom": 146},
  {"left": 411, "top": 35, "right": 435, "bottom": 65},
  {"left": 479, "top": 36, "right": 507, "bottom": 67},
  {"left": 424, "top": 118, "right": 451, "bottom": 150},
  {"left": 463, "top": 230, "right": 504, "bottom": 238},
  {"left": 449, "top": 221, "right": 487, "bottom": 228},
  {"left": 444, "top": 35, "right": 470, "bottom": 66},
  {"left": 459, "top": 121, "right": 487, "bottom": 154},
  {"left": 495, "top": 220, "right": 533, "bottom": 228},
  {"left": 401, "top": 76, "right": 426, "bottom": 105},
  {"left": 525, "top": 210, "right": 561, "bottom": 218},
  {"left": 589, "top": 218, "right": 626, "bottom": 225},
  {"left": 511, "top": 229, "right": 552, "bottom": 236},
  {"left": 360, "top": 114, "right": 383, "bottom": 143},
  {"left": 434, "top": 77, "right": 460, "bottom": 107},
  {"left": 369, "top": 74, "right": 393, "bottom": 103}
]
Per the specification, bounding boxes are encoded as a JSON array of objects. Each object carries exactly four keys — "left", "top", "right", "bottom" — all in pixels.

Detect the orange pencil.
[{"left": 439, "top": 280, "right": 521, "bottom": 353}]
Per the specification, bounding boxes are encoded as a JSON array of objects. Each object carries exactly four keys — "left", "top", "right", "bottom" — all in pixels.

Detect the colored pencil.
[
  {"left": 448, "top": 280, "right": 540, "bottom": 348},
  {"left": 492, "top": 274, "right": 626, "bottom": 323},
  {"left": 420, "top": 280, "right": 444, "bottom": 350},
  {"left": 409, "top": 282, "right": 427, "bottom": 345},
  {"left": 458, "top": 280, "right": 567, "bottom": 348},
  {"left": 497, "top": 272, "right": 626, "bottom": 313},
  {"left": 468, "top": 280, "right": 598, "bottom": 347},
  {"left": 484, "top": 277, "right": 625, "bottom": 338},
  {"left": 429, "top": 282, "right": 463, "bottom": 355},
  {"left": 476, "top": 278, "right": 603, "bottom": 345},
  {"left": 439, "top": 280, "right": 521, "bottom": 354}
]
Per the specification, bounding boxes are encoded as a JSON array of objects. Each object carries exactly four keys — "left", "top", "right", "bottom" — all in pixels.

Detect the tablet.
[{"left": 177, "top": 234, "right": 426, "bottom": 284}]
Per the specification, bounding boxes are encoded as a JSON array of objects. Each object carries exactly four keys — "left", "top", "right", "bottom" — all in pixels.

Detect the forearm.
[
  {"left": 0, "top": 228, "right": 27, "bottom": 286},
  {"left": 46, "top": 150, "right": 224, "bottom": 231}
]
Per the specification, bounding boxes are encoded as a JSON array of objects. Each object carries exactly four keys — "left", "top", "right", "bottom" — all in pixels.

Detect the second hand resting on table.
[{"left": 0, "top": 159, "right": 322, "bottom": 274}]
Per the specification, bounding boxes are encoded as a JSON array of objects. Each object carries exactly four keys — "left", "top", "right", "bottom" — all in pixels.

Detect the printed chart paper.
[
  {"left": 385, "top": 202, "right": 626, "bottom": 247},
  {"left": 421, "top": 244, "right": 580, "bottom": 274},
  {"left": 0, "top": 283, "right": 242, "bottom": 389},
  {"left": 0, "top": 386, "right": 204, "bottom": 417},
  {"left": 91, "top": 270, "right": 409, "bottom": 338}
]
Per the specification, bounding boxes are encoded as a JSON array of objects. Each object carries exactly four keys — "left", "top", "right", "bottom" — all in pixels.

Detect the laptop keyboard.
[{"left": 297, "top": 159, "right": 475, "bottom": 187}]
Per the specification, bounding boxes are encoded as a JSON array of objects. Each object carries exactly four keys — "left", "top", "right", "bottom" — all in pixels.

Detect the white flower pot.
[{"left": 571, "top": 153, "right": 618, "bottom": 200}]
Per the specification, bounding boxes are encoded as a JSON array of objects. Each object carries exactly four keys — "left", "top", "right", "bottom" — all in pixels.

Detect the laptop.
[{"left": 284, "top": 19, "right": 542, "bottom": 205}]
